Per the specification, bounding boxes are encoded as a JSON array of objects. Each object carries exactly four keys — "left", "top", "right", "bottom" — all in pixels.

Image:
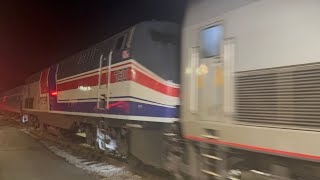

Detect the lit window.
[{"left": 201, "top": 25, "right": 223, "bottom": 58}]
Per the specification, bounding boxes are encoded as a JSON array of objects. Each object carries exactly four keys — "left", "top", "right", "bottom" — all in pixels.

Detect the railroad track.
[
  {"left": 0, "top": 114, "right": 175, "bottom": 179},
  {"left": 17, "top": 122, "right": 173, "bottom": 180}
]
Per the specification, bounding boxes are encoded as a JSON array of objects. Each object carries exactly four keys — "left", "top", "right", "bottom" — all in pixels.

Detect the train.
[
  {"left": 1, "top": 0, "right": 320, "bottom": 179},
  {"left": 0, "top": 85, "right": 23, "bottom": 118},
  {"left": 1, "top": 21, "right": 180, "bottom": 168}
]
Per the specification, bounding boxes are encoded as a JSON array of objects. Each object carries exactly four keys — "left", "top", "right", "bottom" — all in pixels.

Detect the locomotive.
[
  {"left": 0, "top": 21, "right": 180, "bottom": 168},
  {"left": 2, "top": 0, "right": 320, "bottom": 179}
]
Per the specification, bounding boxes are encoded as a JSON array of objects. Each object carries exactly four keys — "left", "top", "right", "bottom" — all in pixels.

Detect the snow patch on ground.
[
  {"left": 20, "top": 128, "right": 142, "bottom": 180},
  {"left": 41, "top": 141, "right": 142, "bottom": 180}
]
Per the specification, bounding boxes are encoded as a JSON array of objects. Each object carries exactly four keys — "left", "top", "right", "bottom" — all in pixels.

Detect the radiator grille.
[{"left": 235, "top": 63, "right": 320, "bottom": 128}]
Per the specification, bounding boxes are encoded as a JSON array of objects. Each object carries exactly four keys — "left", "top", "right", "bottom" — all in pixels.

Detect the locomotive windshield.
[
  {"left": 149, "top": 29, "right": 177, "bottom": 45},
  {"left": 131, "top": 21, "right": 180, "bottom": 84},
  {"left": 201, "top": 25, "right": 224, "bottom": 58}
]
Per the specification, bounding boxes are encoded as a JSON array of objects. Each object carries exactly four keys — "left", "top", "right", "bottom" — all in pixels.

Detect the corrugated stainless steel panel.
[{"left": 235, "top": 63, "right": 320, "bottom": 127}]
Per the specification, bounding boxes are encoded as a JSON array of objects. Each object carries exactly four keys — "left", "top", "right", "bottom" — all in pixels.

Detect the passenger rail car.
[
  {"left": 0, "top": 86, "right": 23, "bottom": 118},
  {"left": 180, "top": 0, "right": 320, "bottom": 179},
  {"left": 18, "top": 21, "right": 180, "bottom": 168}
]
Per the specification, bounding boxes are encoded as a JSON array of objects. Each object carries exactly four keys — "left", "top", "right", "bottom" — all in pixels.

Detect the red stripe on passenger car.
[{"left": 184, "top": 135, "right": 320, "bottom": 161}]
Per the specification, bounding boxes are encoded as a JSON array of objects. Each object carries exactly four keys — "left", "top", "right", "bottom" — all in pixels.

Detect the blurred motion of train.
[{"left": 1, "top": 0, "right": 320, "bottom": 179}]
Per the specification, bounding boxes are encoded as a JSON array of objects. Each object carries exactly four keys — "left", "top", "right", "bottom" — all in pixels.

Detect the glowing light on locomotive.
[{"left": 50, "top": 91, "right": 58, "bottom": 96}]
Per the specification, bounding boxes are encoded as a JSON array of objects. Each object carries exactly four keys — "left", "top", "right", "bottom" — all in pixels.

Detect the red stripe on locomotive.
[{"left": 56, "top": 64, "right": 179, "bottom": 97}]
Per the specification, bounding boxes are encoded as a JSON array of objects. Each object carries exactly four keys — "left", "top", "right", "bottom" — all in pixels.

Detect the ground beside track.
[
  {"left": 0, "top": 115, "right": 97, "bottom": 180},
  {"left": 0, "top": 115, "right": 171, "bottom": 180}
]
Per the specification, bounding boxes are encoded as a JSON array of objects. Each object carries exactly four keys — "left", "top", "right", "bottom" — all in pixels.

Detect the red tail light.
[{"left": 50, "top": 91, "right": 58, "bottom": 96}]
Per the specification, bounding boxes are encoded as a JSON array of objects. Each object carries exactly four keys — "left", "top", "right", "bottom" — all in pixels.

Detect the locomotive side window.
[
  {"left": 115, "top": 36, "right": 125, "bottom": 50},
  {"left": 201, "top": 25, "right": 223, "bottom": 58}
]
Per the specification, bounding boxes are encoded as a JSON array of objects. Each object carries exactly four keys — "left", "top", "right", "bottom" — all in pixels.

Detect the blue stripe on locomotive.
[{"left": 49, "top": 100, "right": 178, "bottom": 118}]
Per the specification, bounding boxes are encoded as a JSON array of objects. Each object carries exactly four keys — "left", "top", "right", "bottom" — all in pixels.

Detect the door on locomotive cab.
[
  {"left": 197, "top": 24, "right": 224, "bottom": 121},
  {"left": 97, "top": 34, "right": 130, "bottom": 110}
]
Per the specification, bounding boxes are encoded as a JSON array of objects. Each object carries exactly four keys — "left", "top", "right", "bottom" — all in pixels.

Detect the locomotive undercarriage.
[
  {"left": 180, "top": 140, "right": 320, "bottom": 180},
  {"left": 22, "top": 111, "right": 180, "bottom": 172},
  {"left": 77, "top": 120, "right": 184, "bottom": 172},
  {"left": 82, "top": 121, "right": 320, "bottom": 180},
  {"left": 20, "top": 111, "right": 320, "bottom": 179},
  {"left": 83, "top": 121, "right": 129, "bottom": 158}
]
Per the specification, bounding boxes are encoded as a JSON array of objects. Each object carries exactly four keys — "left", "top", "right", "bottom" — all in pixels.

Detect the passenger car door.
[{"left": 197, "top": 24, "right": 224, "bottom": 121}]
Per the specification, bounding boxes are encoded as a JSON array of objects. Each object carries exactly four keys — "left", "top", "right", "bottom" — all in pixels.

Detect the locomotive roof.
[{"left": 24, "top": 20, "right": 177, "bottom": 84}]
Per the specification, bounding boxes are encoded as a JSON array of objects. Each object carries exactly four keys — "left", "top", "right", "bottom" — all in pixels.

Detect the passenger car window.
[
  {"left": 201, "top": 25, "right": 223, "bottom": 58},
  {"left": 24, "top": 98, "right": 34, "bottom": 109}
]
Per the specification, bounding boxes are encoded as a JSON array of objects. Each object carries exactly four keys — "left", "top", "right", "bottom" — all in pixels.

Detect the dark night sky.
[{"left": 0, "top": 0, "right": 186, "bottom": 92}]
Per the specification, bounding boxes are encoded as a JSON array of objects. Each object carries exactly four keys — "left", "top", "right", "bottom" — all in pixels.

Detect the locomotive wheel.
[
  {"left": 85, "top": 125, "right": 95, "bottom": 146},
  {"left": 116, "top": 128, "right": 129, "bottom": 157},
  {"left": 162, "top": 123, "right": 184, "bottom": 178}
]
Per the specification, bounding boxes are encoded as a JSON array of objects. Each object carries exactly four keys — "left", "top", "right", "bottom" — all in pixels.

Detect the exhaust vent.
[{"left": 235, "top": 63, "right": 320, "bottom": 128}]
